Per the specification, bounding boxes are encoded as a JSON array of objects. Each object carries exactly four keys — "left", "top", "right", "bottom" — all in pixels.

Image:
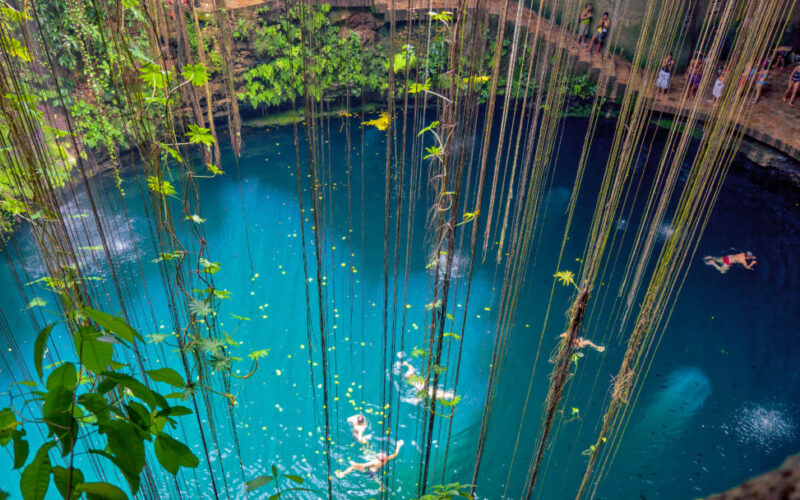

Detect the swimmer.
[
  {"left": 559, "top": 332, "right": 606, "bottom": 352},
  {"left": 401, "top": 360, "right": 456, "bottom": 401},
  {"left": 703, "top": 252, "right": 756, "bottom": 273},
  {"left": 335, "top": 440, "right": 404, "bottom": 490},
  {"left": 346, "top": 414, "right": 372, "bottom": 445}
]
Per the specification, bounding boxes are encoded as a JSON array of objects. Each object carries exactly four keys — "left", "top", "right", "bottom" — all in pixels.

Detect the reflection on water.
[{"left": 723, "top": 403, "right": 796, "bottom": 453}]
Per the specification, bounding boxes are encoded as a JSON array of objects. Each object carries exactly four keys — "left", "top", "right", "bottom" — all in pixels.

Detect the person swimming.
[
  {"left": 559, "top": 332, "right": 606, "bottom": 352},
  {"left": 703, "top": 252, "right": 756, "bottom": 273},
  {"left": 399, "top": 356, "right": 456, "bottom": 401},
  {"left": 335, "top": 440, "right": 404, "bottom": 491},
  {"left": 346, "top": 414, "right": 372, "bottom": 445}
]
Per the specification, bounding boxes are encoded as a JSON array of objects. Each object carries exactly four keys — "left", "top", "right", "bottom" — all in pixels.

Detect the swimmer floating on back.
[
  {"left": 559, "top": 332, "right": 605, "bottom": 353},
  {"left": 346, "top": 414, "right": 372, "bottom": 445},
  {"left": 703, "top": 252, "right": 756, "bottom": 273},
  {"left": 401, "top": 359, "right": 456, "bottom": 401},
  {"left": 335, "top": 440, "right": 404, "bottom": 491}
]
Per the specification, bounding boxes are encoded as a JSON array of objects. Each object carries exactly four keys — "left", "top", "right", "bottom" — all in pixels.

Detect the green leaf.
[
  {"left": 187, "top": 124, "right": 215, "bottom": 147},
  {"left": 104, "top": 373, "right": 167, "bottom": 410},
  {"left": 76, "top": 482, "right": 128, "bottom": 500},
  {"left": 246, "top": 475, "right": 274, "bottom": 492},
  {"left": 0, "top": 408, "right": 19, "bottom": 446},
  {"left": 146, "top": 368, "right": 185, "bottom": 388},
  {"left": 83, "top": 308, "right": 143, "bottom": 343},
  {"left": 74, "top": 328, "right": 113, "bottom": 373},
  {"left": 155, "top": 406, "right": 193, "bottom": 418},
  {"left": 20, "top": 442, "right": 55, "bottom": 500},
  {"left": 12, "top": 430, "right": 29, "bottom": 469},
  {"left": 154, "top": 434, "right": 199, "bottom": 474},
  {"left": 181, "top": 63, "right": 210, "bottom": 87},
  {"left": 77, "top": 393, "right": 111, "bottom": 424},
  {"left": 284, "top": 474, "right": 303, "bottom": 484},
  {"left": 99, "top": 420, "right": 145, "bottom": 478},
  {"left": 52, "top": 466, "right": 84, "bottom": 500},
  {"left": 43, "top": 363, "right": 77, "bottom": 456},
  {"left": 26, "top": 297, "right": 47, "bottom": 309},
  {"left": 34, "top": 324, "right": 55, "bottom": 381},
  {"left": 88, "top": 450, "right": 139, "bottom": 495}
]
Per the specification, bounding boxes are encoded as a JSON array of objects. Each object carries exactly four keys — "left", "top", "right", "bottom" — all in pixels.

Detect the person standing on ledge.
[
  {"left": 783, "top": 63, "right": 800, "bottom": 107},
  {"left": 685, "top": 52, "right": 705, "bottom": 99},
  {"left": 656, "top": 52, "right": 674, "bottom": 94},
  {"left": 587, "top": 12, "right": 610, "bottom": 56},
  {"left": 703, "top": 252, "right": 757, "bottom": 273},
  {"left": 335, "top": 440, "right": 404, "bottom": 491},
  {"left": 576, "top": 3, "right": 593, "bottom": 47}
]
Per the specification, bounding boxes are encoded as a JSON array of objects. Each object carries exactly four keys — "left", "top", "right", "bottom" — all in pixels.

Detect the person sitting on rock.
[
  {"left": 703, "top": 252, "right": 756, "bottom": 273},
  {"left": 587, "top": 12, "right": 610, "bottom": 56}
]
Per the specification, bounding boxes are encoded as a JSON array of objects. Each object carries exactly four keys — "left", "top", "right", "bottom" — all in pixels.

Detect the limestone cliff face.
[{"left": 703, "top": 452, "right": 800, "bottom": 499}]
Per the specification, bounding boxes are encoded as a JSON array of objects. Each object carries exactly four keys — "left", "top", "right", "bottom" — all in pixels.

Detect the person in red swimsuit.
[{"left": 703, "top": 252, "right": 756, "bottom": 273}]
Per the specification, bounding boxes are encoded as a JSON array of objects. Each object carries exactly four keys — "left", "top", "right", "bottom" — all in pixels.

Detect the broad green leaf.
[
  {"left": 99, "top": 420, "right": 145, "bottom": 477},
  {"left": 43, "top": 363, "right": 77, "bottom": 456},
  {"left": 34, "top": 324, "right": 55, "bottom": 381},
  {"left": 154, "top": 434, "right": 199, "bottom": 474},
  {"left": 12, "top": 430, "right": 29, "bottom": 469},
  {"left": 83, "top": 308, "right": 143, "bottom": 343},
  {"left": 20, "top": 442, "right": 55, "bottom": 500},
  {"left": 0, "top": 408, "right": 19, "bottom": 446},
  {"left": 52, "top": 466, "right": 84, "bottom": 500},
  {"left": 88, "top": 450, "right": 139, "bottom": 495},
  {"left": 77, "top": 393, "right": 110, "bottom": 424},
  {"left": 76, "top": 482, "right": 127, "bottom": 500},
  {"left": 146, "top": 368, "right": 185, "bottom": 388},
  {"left": 284, "top": 474, "right": 303, "bottom": 484},
  {"left": 246, "top": 475, "right": 274, "bottom": 492},
  {"left": 187, "top": 124, "right": 215, "bottom": 147},
  {"left": 181, "top": 63, "right": 210, "bottom": 87},
  {"left": 104, "top": 373, "right": 167, "bottom": 410},
  {"left": 74, "top": 328, "right": 113, "bottom": 373},
  {"left": 155, "top": 406, "right": 193, "bottom": 418},
  {"left": 126, "top": 401, "right": 152, "bottom": 429}
]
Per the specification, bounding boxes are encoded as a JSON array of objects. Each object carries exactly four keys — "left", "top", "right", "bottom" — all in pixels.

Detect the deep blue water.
[{"left": 1, "top": 114, "right": 798, "bottom": 499}]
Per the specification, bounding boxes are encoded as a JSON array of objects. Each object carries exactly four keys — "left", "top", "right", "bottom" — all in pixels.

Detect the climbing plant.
[
  {"left": 241, "top": 2, "right": 387, "bottom": 109},
  {"left": 0, "top": 308, "right": 199, "bottom": 500}
]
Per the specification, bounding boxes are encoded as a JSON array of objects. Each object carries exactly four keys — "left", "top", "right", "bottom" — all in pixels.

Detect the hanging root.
[{"left": 525, "top": 284, "right": 590, "bottom": 499}]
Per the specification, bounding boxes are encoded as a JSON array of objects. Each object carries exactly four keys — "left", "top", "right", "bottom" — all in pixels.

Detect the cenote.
[
  {"left": 1, "top": 110, "right": 799, "bottom": 499},
  {"left": 2, "top": 1, "right": 800, "bottom": 499}
]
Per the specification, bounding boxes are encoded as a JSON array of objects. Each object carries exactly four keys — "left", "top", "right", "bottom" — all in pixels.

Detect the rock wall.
[{"left": 703, "top": 452, "right": 800, "bottom": 499}]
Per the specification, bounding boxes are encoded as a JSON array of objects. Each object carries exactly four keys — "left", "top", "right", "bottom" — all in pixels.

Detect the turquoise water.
[{"left": 1, "top": 115, "right": 799, "bottom": 499}]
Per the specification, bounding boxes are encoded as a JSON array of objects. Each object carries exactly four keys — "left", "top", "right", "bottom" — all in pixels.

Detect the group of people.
[
  {"left": 654, "top": 47, "right": 800, "bottom": 107},
  {"left": 576, "top": 3, "right": 611, "bottom": 57},
  {"left": 333, "top": 356, "right": 456, "bottom": 491}
]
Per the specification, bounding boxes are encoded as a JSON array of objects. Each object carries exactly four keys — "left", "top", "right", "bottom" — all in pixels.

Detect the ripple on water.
[{"left": 723, "top": 403, "right": 796, "bottom": 454}]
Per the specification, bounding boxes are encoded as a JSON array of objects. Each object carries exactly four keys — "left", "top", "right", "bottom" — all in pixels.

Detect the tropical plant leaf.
[
  {"left": 20, "top": 441, "right": 55, "bottom": 500},
  {"left": 154, "top": 434, "right": 199, "bottom": 474},
  {"left": 187, "top": 124, "right": 215, "bottom": 147},
  {"left": 34, "top": 324, "right": 54, "bottom": 381},
  {"left": 246, "top": 475, "right": 274, "bottom": 492},
  {"left": 74, "top": 328, "right": 113, "bottom": 374},
  {"left": 83, "top": 307, "right": 143, "bottom": 344},
  {"left": 146, "top": 368, "right": 185, "bottom": 388},
  {"left": 181, "top": 63, "right": 210, "bottom": 87},
  {"left": 76, "top": 482, "right": 127, "bottom": 500},
  {"left": 52, "top": 466, "right": 84, "bottom": 500}
]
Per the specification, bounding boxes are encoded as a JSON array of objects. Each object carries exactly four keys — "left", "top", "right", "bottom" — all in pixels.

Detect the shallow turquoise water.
[{"left": 1, "top": 115, "right": 799, "bottom": 499}]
